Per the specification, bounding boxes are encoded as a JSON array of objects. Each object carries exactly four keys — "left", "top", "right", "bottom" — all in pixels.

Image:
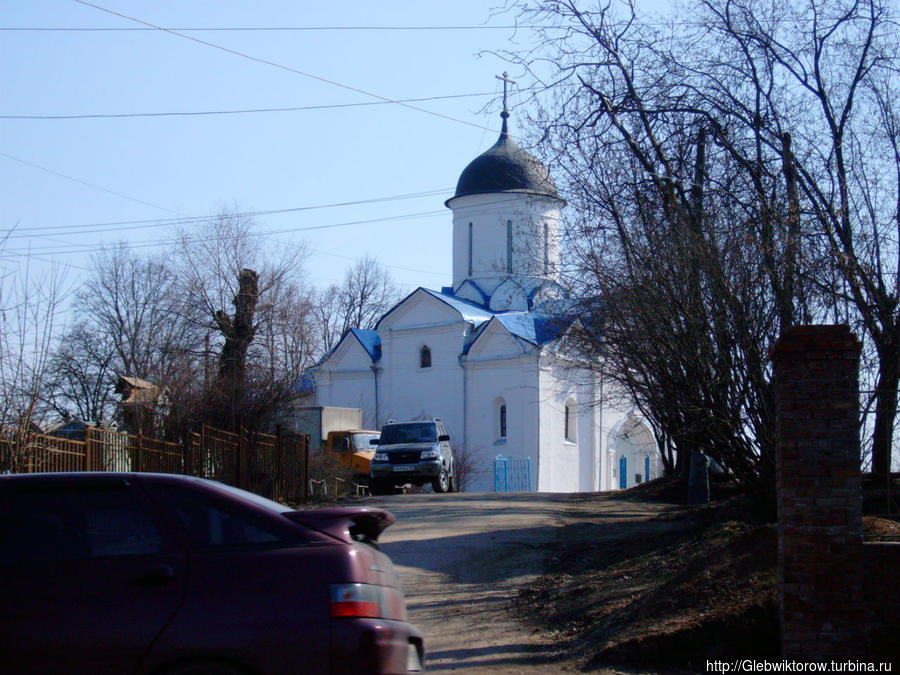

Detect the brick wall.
[
  {"left": 772, "top": 325, "right": 899, "bottom": 660},
  {"left": 862, "top": 543, "right": 900, "bottom": 658},
  {"left": 772, "top": 325, "right": 864, "bottom": 658}
]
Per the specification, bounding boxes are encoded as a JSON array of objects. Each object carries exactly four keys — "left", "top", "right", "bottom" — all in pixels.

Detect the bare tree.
[
  {"left": 508, "top": 0, "right": 899, "bottom": 495},
  {"left": 79, "top": 243, "right": 204, "bottom": 381},
  {"left": 313, "top": 255, "right": 400, "bottom": 357},
  {"left": 174, "top": 211, "right": 315, "bottom": 429},
  {"left": 43, "top": 323, "right": 117, "bottom": 424},
  {"left": 0, "top": 256, "right": 66, "bottom": 470}
]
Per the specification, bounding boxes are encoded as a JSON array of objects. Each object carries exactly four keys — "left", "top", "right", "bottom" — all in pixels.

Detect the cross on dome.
[{"left": 495, "top": 71, "right": 516, "bottom": 133}]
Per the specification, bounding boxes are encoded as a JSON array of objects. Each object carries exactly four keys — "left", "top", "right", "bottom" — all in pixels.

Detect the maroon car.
[{"left": 0, "top": 472, "right": 424, "bottom": 674}]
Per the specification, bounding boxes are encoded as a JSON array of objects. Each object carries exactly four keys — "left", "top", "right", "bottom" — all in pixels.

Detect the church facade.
[{"left": 313, "top": 109, "right": 659, "bottom": 493}]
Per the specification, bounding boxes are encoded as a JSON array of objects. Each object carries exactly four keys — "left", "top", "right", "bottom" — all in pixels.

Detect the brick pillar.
[{"left": 771, "top": 325, "right": 864, "bottom": 659}]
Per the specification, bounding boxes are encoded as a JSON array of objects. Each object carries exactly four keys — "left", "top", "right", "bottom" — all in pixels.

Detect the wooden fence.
[{"left": 0, "top": 424, "right": 309, "bottom": 504}]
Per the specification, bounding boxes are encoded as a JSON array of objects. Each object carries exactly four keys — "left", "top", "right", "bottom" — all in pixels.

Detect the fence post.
[
  {"left": 526, "top": 457, "right": 532, "bottom": 492},
  {"left": 772, "top": 325, "right": 865, "bottom": 659},
  {"left": 275, "top": 424, "right": 283, "bottom": 501},
  {"left": 238, "top": 425, "right": 249, "bottom": 491},
  {"left": 181, "top": 430, "right": 192, "bottom": 476},
  {"left": 85, "top": 427, "right": 95, "bottom": 471},
  {"left": 303, "top": 434, "right": 310, "bottom": 504},
  {"left": 136, "top": 428, "right": 143, "bottom": 473}
]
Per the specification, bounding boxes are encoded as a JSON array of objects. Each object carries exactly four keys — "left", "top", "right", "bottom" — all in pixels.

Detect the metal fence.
[
  {"left": 494, "top": 455, "right": 533, "bottom": 492},
  {"left": 0, "top": 424, "right": 309, "bottom": 504}
]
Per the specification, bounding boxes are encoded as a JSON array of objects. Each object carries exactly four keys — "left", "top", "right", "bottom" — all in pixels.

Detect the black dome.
[{"left": 447, "top": 119, "right": 560, "bottom": 204}]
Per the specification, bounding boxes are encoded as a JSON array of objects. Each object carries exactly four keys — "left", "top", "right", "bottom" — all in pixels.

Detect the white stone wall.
[
  {"left": 375, "top": 323, "right": 466, "bottom": 440},
  {"left": 314, "top": 337, "right": 378, "bottom": 429},
  {"left": 449, "top": 193, "right": 562, "bottom": 293},
  {"left": 463, "top": 349, "right": 541, "bottom": 493}
]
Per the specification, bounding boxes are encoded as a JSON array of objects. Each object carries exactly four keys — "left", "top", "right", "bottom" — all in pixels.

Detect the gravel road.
[
  {"left": 367, "top": 491, "right": 678, "bottom": 674},
  {"left": 372, "top": 491, "right": 578, "bottom": 673},
  {"left": 372, "top": 491, "right": 569, "bottom": 673}
]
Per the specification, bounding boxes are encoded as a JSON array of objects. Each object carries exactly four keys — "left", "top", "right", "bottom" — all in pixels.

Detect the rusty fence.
[{"left": 0, "top": 424, "right": 309, "bottom": 503}]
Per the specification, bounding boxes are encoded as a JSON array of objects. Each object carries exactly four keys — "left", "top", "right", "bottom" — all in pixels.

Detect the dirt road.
[{"left": 369, "top": 491, "right": 676, "bottom": 674}]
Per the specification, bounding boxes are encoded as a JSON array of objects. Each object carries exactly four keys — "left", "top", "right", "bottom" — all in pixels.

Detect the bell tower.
[{"left": 445, "top": 76, "right": 565, "bottom": 297}]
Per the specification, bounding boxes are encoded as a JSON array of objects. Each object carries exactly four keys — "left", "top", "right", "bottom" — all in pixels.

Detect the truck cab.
[{"left": 325, "top": 430, "right": 380, "bottom": 477}]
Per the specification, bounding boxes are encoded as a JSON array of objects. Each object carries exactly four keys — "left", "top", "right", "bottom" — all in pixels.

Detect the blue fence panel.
[
  {"left": 494, "top": 455, "right": 509, "bottom": 492},
  {"left": 494, "top": 455, "right": 532, "bottom": 492}
]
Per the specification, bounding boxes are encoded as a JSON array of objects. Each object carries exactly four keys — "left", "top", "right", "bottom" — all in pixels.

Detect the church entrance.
[{"left": 608, "top": 414, "right": 657, "bottom": 490}]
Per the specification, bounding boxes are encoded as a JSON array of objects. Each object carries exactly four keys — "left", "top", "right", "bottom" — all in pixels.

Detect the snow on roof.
[
  {"left": 493, "top": 312, "right": 573, "bottom": 346},
  {"left": 419, "top": 288, "right": 495, "bottom": 325}
]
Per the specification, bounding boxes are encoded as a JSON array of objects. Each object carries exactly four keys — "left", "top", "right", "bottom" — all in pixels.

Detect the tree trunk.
[{"left": 871, "top": 331, "right": 899, "bottom": 483}]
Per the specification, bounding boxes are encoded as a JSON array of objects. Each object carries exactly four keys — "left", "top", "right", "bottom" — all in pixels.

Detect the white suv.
[{"left": 369, "top": 419, "right": 455, "bottom": 495}]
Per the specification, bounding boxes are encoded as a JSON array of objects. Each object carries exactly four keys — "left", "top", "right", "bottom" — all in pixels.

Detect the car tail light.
[{"left": 330, "top": 583, "right": 407, "bottom": 621}]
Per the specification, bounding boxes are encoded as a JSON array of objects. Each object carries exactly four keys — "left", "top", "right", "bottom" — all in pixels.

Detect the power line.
[
  {"left": 0, "top": 92, "right": 494, "bottom": 120},
  {"left": 0, "top": 150, "right": 186, "bottom": 216},
  {"left": 73, "top": 0, "right": 499, "bottom": 136},
  {"left": 1, "top": 25, "right": 541, "bottom": 32},
  {"left": 1, "top": 188, "right": 452, "bottom": 237},
  {"left": 0, "top": 209, "right": 448, "bottom": 258}
]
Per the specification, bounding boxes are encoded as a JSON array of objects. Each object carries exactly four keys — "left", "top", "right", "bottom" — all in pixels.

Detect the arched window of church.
[
  {"left": 420, "top": 345, "right": 432, "bottom": 369},
  {"left": 499, "top": 402, "right": 507, "bottom": 439},
  {"left": 564, "top": 397, "right": 576, "bottom": 442}
]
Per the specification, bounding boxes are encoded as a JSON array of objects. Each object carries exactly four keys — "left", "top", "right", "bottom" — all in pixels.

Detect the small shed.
[{"left": 115, "top": 376, "right": 165, "bottom": 436}]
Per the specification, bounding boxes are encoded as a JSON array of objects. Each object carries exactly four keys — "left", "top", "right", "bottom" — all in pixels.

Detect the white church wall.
[
  {"left": 536, "top": 362, "right": 580, "bottom": 492},
  {"left": 315, "top": 371, "right": 377, "bottom": 430},
  {"left": 314, "top": 335, "right": 379, "bottom": 429},
  {"left": 450, "top": 193, "right": 562, "bottom": 293},
  {"left": 535, "top": 356, "right": 604, "bottom": 492},
  {"left": 375, "top": 322, "right": 467, "bottom": 446},
  {"left": 576, "top": 372, "right": 601, "bottom": 492},
  {"left": 378, "top": 290, "right": 467, "bottom": 330},
  {"left": 464, "top": 352, "right": 541, "bottom": 493}
]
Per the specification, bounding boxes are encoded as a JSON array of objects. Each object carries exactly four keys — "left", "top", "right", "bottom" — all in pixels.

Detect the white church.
[{"left": 313, "top": 102, "right": 660, "bottom": 493}]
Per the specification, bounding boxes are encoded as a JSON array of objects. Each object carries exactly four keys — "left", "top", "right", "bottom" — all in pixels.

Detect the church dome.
[{"left": 447, "top": 116, "right": 561, "bottom": 204}]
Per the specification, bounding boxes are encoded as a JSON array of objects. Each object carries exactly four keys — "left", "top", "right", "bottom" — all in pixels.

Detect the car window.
[
  {"left": 1, "top": 484, "right": 163, "bottom": 563},
  {"left": 351, "top": 433, "right": 379, "bottom": 449},
  {"left": 152, "top": 484, "right": 292, "bottom": 550},
  {"left": 380, "top": 423, "right": 437, "bottom": 445}
]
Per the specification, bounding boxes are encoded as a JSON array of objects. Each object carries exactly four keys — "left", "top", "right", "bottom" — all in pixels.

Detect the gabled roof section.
[
  {"left": 316, "top": 327, "right": 381, "bottom": 368},
  {"left": 495, "top": 312, "right": 573, "bottom": 346},
  {"left": 452, "top": 279, "right": 490, "bottom": 307},
  {"left": 348, "top": 328, "right": 381, "bottom": 361},
  {"left": 420, "top": 288, "right": 495, "bottom": 324},
  {"left": 466, "top": 310, "right": 575, "bottom": 354},
  {"left": 376, "top": 287, "right": 495, "bottom": 330}
]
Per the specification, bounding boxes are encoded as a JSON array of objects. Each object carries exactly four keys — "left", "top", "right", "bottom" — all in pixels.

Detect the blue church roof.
[
  {"left": 348, "top": 328, "right": 382, "bottom": 361},
  {"left": 419, "top": 288, "right": 495, "bottom": 325},
  {"left": 335, "top": 287, "right": 574, "bottom": 364},
  {"left": 494, "top": 312, "right": 571, "bottom": 346},
  {"left": 290, "top": 371, "right": 317, "bottom": 395}
]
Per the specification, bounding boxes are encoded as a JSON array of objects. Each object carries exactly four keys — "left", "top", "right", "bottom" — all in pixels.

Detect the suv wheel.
[{"left": 432, "top": 466, "right": 450, "bottom": 494}]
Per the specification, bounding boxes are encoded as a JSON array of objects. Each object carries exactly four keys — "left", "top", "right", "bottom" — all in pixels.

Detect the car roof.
[{"left": 0, "top": 472, "right": 292, "bottom": 514}]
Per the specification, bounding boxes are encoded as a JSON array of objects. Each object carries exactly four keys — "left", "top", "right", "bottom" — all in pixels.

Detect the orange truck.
[{"left": 325, "top": 429, "right": 380, "bottom": 478}]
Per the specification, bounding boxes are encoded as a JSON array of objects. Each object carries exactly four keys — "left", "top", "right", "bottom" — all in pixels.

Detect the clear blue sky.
[{"left": 2, "top": 1, "right": 544, "bottom": 298}]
